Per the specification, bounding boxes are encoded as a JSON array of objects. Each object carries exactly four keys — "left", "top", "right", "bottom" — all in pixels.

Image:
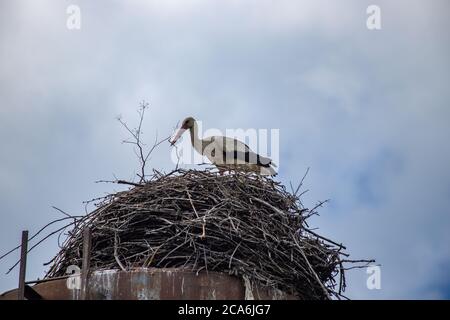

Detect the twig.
[{"left": 114, "top": 233, "right": 126, "bottom": 272}]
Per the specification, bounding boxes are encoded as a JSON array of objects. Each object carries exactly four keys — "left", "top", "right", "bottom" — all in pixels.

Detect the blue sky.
[{"left": 0, "top": 0, "right": 449, "bottom": 299}]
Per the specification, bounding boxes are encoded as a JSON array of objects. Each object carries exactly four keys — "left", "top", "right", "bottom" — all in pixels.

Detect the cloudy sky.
[{"left": 0, "top": 0, "right": 449, "bottom": 299}]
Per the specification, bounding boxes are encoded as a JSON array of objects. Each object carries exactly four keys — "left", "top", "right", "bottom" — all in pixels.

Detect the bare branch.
[{"left": 117, "top": 100, "right": 168, "bottom": 183}]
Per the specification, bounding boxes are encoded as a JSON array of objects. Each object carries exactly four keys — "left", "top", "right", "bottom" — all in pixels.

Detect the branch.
[{"left": 117, "top": 100, "right": 167, "bottom": 183}]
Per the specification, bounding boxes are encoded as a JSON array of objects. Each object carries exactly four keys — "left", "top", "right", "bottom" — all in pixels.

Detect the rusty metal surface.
[{"left": 0, "top": 268, "right": 299, "bottom": 300}]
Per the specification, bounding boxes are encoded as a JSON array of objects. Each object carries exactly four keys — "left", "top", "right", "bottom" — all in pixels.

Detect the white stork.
[{"left": 170, "top": 117, "right": 277, "bottom": 176}]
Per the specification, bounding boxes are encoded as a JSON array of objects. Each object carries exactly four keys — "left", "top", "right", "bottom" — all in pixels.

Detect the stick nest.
[{"left": 45, "top": 169, "right": 368, "bottom": 300}]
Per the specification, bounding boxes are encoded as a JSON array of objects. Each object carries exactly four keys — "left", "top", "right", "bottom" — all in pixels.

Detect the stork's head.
[{"left": 170, "top": 116, "right": 196, "bottom": 145}]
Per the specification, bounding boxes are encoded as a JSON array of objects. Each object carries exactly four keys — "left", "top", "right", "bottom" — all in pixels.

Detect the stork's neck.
[{"left": 189, "top": 121, "right": 203, "bottom": 153}]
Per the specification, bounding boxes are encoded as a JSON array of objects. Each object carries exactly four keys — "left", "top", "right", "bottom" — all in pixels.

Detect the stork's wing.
[
  {"left": 202, "top": 136, "right": 249, "bottom": 153},
  {"left": 222, "top": 136, "right": 251, "bottom": 153},
  {"left": 226, "top": 150, "right": 272, "bottom": 166},
  {"left": 210, "top": 136, "right": 272, "bottom": 166}
]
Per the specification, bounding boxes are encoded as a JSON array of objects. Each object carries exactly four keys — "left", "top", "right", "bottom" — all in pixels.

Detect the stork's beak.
[{"left": 169, "top": 128, "right": 186, "bottom": 146}]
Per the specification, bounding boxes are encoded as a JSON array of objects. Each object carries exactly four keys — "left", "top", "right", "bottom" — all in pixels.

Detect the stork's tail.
[{"left": 259, "top": 164, "right": 277, "bottom": 176}]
